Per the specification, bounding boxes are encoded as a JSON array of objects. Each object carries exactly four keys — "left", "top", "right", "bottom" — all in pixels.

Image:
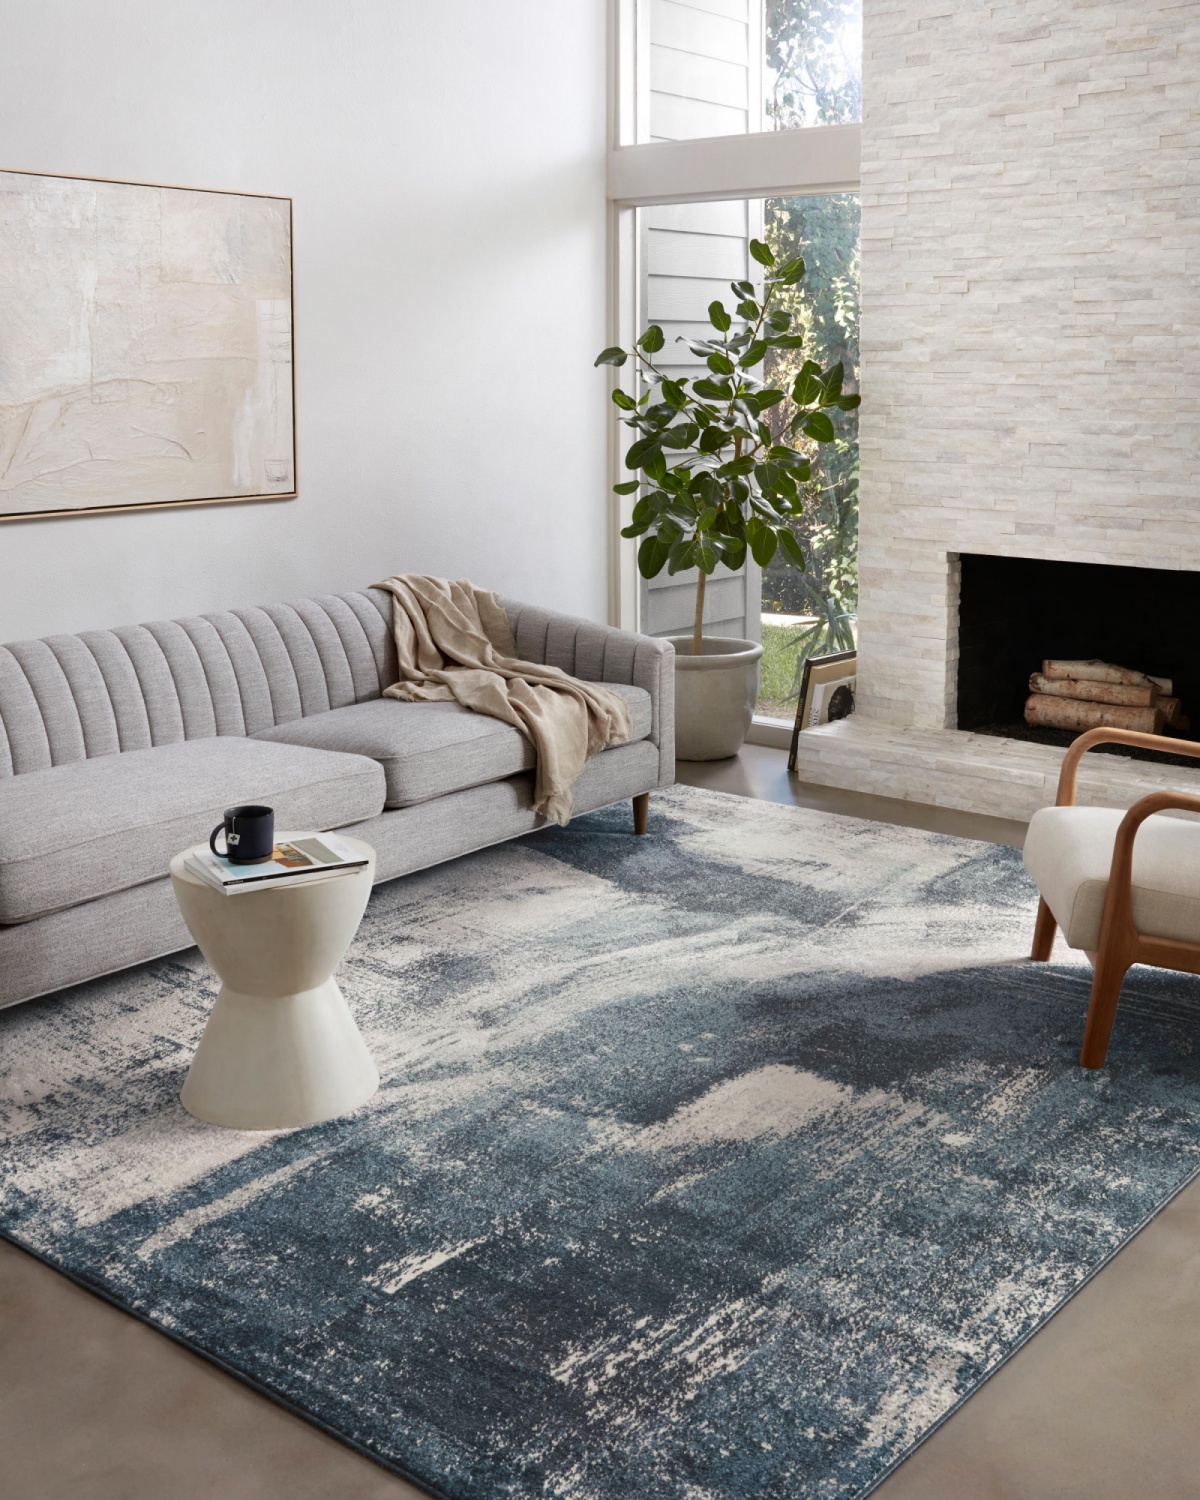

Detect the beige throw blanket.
[{"left": 374, "top": 575, "right": 632, "bottom": 825}]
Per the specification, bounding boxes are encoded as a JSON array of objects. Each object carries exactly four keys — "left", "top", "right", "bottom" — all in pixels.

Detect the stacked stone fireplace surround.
[{"left": 791, "top": 1, "right": 1200, "bottom": 822}]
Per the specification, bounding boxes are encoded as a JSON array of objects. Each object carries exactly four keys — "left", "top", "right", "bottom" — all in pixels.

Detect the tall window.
[
  {"left": 642, "top": 0, "right": 861, "bottom": 140},
  {"left": 609, "top": 0, "right": 862, "bottom": 726}
]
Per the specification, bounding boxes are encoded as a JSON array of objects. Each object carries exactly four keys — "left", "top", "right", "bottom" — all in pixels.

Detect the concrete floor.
[{"left": 2, "top": 744, "right": 1198, "bottom": 1498}]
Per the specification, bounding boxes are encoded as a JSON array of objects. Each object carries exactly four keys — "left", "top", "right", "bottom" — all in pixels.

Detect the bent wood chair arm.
[
  {"left": 1054, "top": 726, "right": 1200, "bottom": 807},
  {"left": 1080, "top": 788, "right": 1200, "bottom": 1068},
  {"left": 1032, "top": 728, "right": 1200, "bottom": 960}
]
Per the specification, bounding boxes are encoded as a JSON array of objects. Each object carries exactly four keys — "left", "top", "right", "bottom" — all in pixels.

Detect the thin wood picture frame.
[
  {"left": 787, "top": 649, "right": 857, "bottom": 770},
  {"left": 0, "top": 166, "right": 296, "bottom": 523}
]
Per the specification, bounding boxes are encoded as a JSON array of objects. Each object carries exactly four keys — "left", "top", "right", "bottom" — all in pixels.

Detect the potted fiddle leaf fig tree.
[{"left": 596, "top": 238, "right": 860, "bottom": 760}]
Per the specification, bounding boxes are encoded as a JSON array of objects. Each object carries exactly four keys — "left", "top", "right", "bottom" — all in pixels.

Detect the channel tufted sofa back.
[{"left": 0, "top": 590, "right": 400, "bottom": 778}]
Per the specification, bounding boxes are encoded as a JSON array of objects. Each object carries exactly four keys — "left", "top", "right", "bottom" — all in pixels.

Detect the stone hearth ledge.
[{"left": 788, "top": 718, "right": 1200, "bottom": 825}]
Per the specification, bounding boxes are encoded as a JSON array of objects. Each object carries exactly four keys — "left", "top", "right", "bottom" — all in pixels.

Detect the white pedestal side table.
[{"left": 170, "top": 835, "right": 379, "bottom": 1130}]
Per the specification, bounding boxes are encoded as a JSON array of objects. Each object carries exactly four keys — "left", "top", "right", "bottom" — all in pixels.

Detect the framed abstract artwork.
[{"left": 0, "top": 168, "right": 295, "bottom": 521}]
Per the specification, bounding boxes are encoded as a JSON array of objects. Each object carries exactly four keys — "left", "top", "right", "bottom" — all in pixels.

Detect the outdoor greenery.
[
  {"left": 596, "top": 239, "right": 860, "bottom": 657},
  {"left": 761, "top": 0, "right": 862, "bottom": 696},
  {"left": 759, "top": 191, "right": 860, "bottom": 672},
  {"left": 766, "top": 0, "right": 862, "bottom": 129},
  {"left": 759, "top": 620, "right": 814, "bottom": 720}
]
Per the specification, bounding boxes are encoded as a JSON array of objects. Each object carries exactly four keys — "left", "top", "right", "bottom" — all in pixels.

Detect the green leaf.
[
  {"left": 730, "top": 279, "right": 756, "bottom": 298},
  {"left": 792, "top": 365, "right": 824, "bottom": 406},
  {"left": 620, "top": 520, "right": 648, "bottom": 538},
  {"left": 836, "top": 393, "right": 862, "bottom": 411},
  {"left": 612, "top": 479, "right": 641, "bottom": 495},
  {"left": 777, "top": 255, "right": 806, "bottom": 286},
  {"left": 822, "top": 362, "right": 845, "bottom": 400},
  {"left": 739, "top": 340, "right": 768, "bottom": 368},
  {"left": 717, "top": 455, "right": 756, "bottom": 478},
  {"left": 766, "top": 310, "right": 791, "bottom": 332},
  {"left": 661, "top": 379, "right": 687, "bottom": 408},
  {"left": 625, "top": 435, "right": 661, "bottom": 470},
  {"left": 749, "top": 238, "right": 775, "bottom": 268},
  {"left": 694, "top": 537, "right": 719, "bottom": 573},
  {"left": 696, "top": 506, "right": 718, "bottom": 531},
  {"left": 778, "top": 528, "right": 806, "bottom": 568},
  {"left": 694, "top": 472, "right": 722, "bottom": 506},
  {"left": 637, "top": 535, "right": 671, "bottom": 579},
  {"left": 643, "top": 449, "right": 668, "bottom": 483},
  {"left": 736, "top": 299, "right": 759, "bottom": 321},
  {"left": 637, "top": 324, "right": 665, "bottom": 354},
  {"left": 804, "top": 412, "right": 836, "bottom": 443},
  {"left": 767, "top": 334, "right": 807, "bottom": 350},
  {"left": 750, "top": 524, "right": 778, "bottom": 567},
  {"left": 692, "top": 378, "right": 733, "bottom": 401},
  {"left": 667, "top": 538, "right": 695, "bottom": 576},
  {"left": 630, "top": 496, "right": 656, "bottom": 527},
  {"left": 611, "top": 388, "right": 636, "bottom": 410},
  {"left": 719, "top": 537, "right": 747, "bottom": 571},
  {"left": 707, "top": 352, "right": 736, "bottom": 376},
  {"left": 661, "top": 422, "right": 699, "bottom": 450},
  {"left": 707, "top": 301, "right": 732, "bottom": 333},
  {"left": 755, "top": 389, "right": 785, "bottom": 409},
  {"left": 594, "top": 346, "right": 628, "bottom": 367}
]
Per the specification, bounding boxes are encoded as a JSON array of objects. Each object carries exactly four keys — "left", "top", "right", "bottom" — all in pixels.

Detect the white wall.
[{"left": 0, "top": 0, "right": 608, "bottom": 642}]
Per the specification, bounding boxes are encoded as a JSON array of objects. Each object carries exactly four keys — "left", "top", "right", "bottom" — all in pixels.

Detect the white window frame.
[{"left": 605, "top": 0, "right": 862, "bottom": 634}]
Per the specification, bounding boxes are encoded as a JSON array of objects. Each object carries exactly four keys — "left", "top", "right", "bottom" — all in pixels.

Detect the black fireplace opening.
[{"left": 956, "top": 554, "right": 1200, "bottom": 764}]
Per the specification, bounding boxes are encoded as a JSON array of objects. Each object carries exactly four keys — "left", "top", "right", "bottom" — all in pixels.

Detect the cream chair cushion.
[{"left": 1023, "top": 805, "right": 1200, "bottom": 951}]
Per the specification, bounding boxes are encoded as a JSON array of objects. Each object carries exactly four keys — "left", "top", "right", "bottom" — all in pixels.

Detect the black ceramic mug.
[{"left": 209, "top": 804, "right": 275, "bottom": 864}]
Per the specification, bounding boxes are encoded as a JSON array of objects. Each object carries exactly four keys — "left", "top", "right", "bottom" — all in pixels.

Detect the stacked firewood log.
[{"left": 1024, "top": 660, "right": 1187, "bottom": 735}]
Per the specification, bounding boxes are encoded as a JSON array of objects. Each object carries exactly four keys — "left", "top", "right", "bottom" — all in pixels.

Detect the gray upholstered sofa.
[{"left": 0, "top": 588, "right": 674, "bottom": 1008}]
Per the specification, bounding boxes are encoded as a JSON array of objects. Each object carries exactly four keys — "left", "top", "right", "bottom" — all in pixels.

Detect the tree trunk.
[{"left": 692, "top": 570, "right": 706, "bottom": 658}]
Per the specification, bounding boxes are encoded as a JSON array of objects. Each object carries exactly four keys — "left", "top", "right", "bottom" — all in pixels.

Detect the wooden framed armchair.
[{"left": 1023, "top": 727, "right": 1200, "bottom": 1069}]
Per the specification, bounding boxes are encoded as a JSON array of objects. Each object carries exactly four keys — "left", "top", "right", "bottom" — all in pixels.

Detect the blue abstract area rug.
[{"left": 3, "top": 784, "right": 1200, "bottom": 1499}]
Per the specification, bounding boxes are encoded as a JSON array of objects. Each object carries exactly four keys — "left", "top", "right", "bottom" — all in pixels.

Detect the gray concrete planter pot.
[{"left": 667, "top": 636, "right": 764, "bottom": 761}]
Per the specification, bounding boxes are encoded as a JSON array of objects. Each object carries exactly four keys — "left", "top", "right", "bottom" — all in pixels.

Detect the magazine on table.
[{"left": 185, "top": 833, "right": 368, "bottom": 895}]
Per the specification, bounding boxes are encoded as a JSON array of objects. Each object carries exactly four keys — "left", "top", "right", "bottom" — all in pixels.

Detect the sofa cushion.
[
  {"left": 251, "top": 684, "right": 653, "bottom": 809},
  {"left": 0, "top": 738, "right": 385, "bottom": 924},
  {"left": 1023, "top": 804, "right": 1200, "bottom": 951}
]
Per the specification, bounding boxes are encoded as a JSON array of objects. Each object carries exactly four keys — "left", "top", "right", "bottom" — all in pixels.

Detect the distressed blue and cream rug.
[{"left": 3, "top": 784, "right": 1200, "bottom": 1499}]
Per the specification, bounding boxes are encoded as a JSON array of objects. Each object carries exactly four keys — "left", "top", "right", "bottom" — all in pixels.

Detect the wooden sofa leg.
[
  {"left": 1031, "top": 898, "right": 1057, "bottom": 961},
  {"left": 1079, "top": 950, "right": 1130, "bottom": 1069},
  {"left": 632, "top": 793, "right": 649, "bottom": 835}
]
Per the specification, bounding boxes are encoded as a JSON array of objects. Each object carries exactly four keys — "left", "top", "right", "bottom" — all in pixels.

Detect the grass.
[{"left": 757, "top": 621, "right": 809, "bottom": 720}]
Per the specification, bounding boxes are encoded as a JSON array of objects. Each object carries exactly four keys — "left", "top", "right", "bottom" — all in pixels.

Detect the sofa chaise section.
[{"left": 0, "top": 738, "right": 385, "bottom": 924}]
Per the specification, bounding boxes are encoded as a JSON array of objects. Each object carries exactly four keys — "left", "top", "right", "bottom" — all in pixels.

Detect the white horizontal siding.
[
  {"left": 651, "top": 0, "right": 747, "bottom": 62},
  {"left": 645, "top": 0, "right": 759, "bottom": 142},
  {"left": 646, "top": 229, "right": 752, "bottom": 280},
  {"left": 649, "top": 94, "right": 747, "bottom": 142},
  {"left": 668, "top": 0, "right": 747, "bottom": 18},
  {"left": 646, "top": 273, "right": 749, "bottom": 322},
  {"left": 636, "top": 0, "right": 765, "bottom": 646},
  {"left": 651, "top": 46, "right": 747, "bottom": 110},
  {"left": 643, "top": 200, "right": 750, "bottom": 235}
]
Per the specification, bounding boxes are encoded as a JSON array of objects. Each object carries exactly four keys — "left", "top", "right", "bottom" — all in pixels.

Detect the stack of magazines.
[{"left": 184, "top": 833, "right": 369, "bottom": 895}]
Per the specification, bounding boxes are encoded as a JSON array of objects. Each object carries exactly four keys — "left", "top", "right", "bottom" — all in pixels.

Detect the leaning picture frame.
[{"left": 787, "top": 650, "right": 857, "bottom": 771}]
